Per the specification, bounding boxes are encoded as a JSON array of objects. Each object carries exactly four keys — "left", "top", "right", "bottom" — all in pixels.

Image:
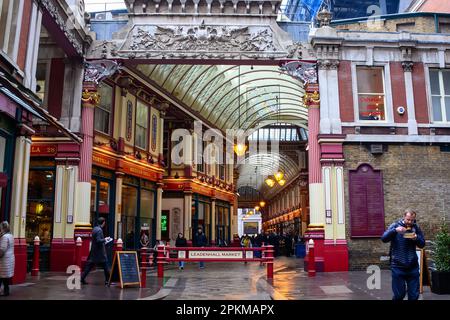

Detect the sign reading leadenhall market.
[{"left": 86, "top": 0, "right": 314, "bottom": 62}]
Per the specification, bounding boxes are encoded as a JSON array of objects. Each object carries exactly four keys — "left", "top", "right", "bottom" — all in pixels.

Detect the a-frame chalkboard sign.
[{"left": 108, "top": 251, "right": 141, "bottom": 288}]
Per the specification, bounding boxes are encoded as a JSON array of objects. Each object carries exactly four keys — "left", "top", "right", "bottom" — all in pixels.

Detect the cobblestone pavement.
[{"left": 1, "top": 257, "right": 449, "bottom": 300}]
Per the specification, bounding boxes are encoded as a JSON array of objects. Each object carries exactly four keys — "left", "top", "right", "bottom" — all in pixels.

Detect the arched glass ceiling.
[
  {"left": 237, "top": 152, "right": 299, "bottom": 193},
  {"left": 134, "top": 64, "right": 307, "bottom": 131}
]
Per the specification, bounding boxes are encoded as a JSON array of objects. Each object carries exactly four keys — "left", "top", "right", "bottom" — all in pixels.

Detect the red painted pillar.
[
  {"left": 157, "top": 245, "right": 165, "bottom": 278},
  {"left": 265, "top": 245, "right": 274, "bottom": 279},
  {"left": 75, "top": 237, "right": 82, "bottom": 268},
  {"left": 308, "top": 239, "right": 316, "bottom": 277},
  {"left": 32, "top": 236, "right": 40, "bottom": 276}
]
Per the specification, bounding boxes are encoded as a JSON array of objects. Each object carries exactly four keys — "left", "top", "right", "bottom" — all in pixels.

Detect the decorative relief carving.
[
  {"left": 111, "top": 20, "right": 285, "bottom": 59},
  {"left": 84, "top": 60, "right": 121, "bottom": 84},
  {"left": 38, "top": 0, "right": 84, "bottom": 55},
  {"left": 286, "top": 42, "right": 303, "bottom": 59},
  {"left": 128, "top": 22, "right": 277, "bottom": 53},
  {"left": 280, "top": 61, "right": 317, "bottom": 85}
]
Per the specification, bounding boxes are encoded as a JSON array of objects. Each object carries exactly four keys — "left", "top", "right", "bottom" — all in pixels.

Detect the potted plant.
[{"left": 430, "top": 223, "right": 450, "bottom": 294}]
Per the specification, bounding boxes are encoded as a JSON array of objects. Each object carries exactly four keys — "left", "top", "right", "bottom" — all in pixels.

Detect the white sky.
[{"left": 85, "top": 0, "right": 289, "bottom": 13}]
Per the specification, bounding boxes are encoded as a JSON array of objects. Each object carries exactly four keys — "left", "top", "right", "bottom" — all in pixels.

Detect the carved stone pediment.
[{"left": 94, "top": 21, "right": 291, "bottom": 60}]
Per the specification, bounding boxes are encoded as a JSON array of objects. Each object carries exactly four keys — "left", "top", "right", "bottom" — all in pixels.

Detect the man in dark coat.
[
  {"left": 81, "top": 217, "right": 112, "bottom": 285},
  {"left": 381, "top": 209, "right": 425, "bottom": 300},
  {"left": 193, "top": 226, "right": 207, "bottom": 269}
]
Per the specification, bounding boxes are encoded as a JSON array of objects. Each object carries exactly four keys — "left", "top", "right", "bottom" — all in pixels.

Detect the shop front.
[
  {"left": 215, "top": 200, "right": 231, "bottom": 245},
  {"left": 121, "top": 175, "right": 156, "bottom": 250},
  {"left": 26, "top": 158, "right": 56, "bottom": 271},
  {"left": 90, "top": 166, "right": 116, "bottom": 239}
]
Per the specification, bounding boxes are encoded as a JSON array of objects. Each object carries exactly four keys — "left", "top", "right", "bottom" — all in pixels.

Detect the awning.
[{"left": 0, "top": 86, "right": 45, "bottom": 120}]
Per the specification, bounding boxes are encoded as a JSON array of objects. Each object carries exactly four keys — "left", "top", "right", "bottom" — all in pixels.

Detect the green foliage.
[{"left": 433, "top": 224, "right": 450, "bottom": 273}]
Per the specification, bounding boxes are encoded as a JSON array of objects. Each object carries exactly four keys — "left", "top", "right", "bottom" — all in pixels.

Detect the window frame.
[
  {"left": 134, "top": 98, "right": 150, "bottom": 151},
  {"left": 352, "top": 64, "right": 392, "bottom": 123},
  {"left": 94, "top": 82, "right": 115, "bottom": 136},
  {"left": 429, "top": 68, "right": 450, "bottom": 123},
  {"left": 0, "top": 0, "right": 24, "bottom": 63}
]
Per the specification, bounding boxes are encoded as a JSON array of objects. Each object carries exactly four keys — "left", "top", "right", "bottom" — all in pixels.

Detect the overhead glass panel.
[{"left": 133, "top": 64, "right": 307, "bottom": 131}]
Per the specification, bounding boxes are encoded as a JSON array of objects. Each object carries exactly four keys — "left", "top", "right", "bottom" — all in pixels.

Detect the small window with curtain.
[
  {"left": 94, "top": 83, "right": 113, "bottom": 135},
  {"left": 135, "top": 100, "right": 149, "bottom": 150},
  {"left": 356, "top": 67, "right": 386, "bottom": 121},
  {"left": 429, "top": 69, "right": 450, "bottom": 122}
]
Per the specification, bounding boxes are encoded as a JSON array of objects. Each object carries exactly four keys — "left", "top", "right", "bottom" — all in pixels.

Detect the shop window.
[
  {"left": 122, "top": 184, "right": 138, "bottom": 249},
  {"left": 140, "top": 188, "right": 154, "bottom": 239},
  {"left": 429, "top": 69, "right": 450, "bottom": 122},
  {"left": 349, "top": 164, "right": 385, "bottom": 237},
  {"left": 356, "top": 67, "right": 386, "bottom": 121},
  {"left": 94, "top": 83, "right": 113, "bottom": 134},
  {"left": 26, "top": 167, "right": 55, "bottom": 245},
  {"left": 135, "top": 101, "right": 149, "bottom": 149}
]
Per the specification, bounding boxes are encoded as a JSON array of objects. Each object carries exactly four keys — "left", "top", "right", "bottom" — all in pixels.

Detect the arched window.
[{"left": 349, "top": 164, "right": 385, "bottom": 237}]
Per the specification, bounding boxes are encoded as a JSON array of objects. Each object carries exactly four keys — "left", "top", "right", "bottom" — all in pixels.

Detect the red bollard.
[
  {"left": 141, "top": 248, "right": 148, "bottom": 288},
  {"left": 157, "top": 245, "right": 165, "bottom": 278},
  {"left": 116, "top": 238, "right": 123, "bottom": 251},
  {"left": 265, "top": 245, "right": 274, "bottom": 279},
  {"left": 308, "top": 239, "right": 316, "bottom": 277},
  {"left": 75, "top": 237, "right": 82, "bottom": 268},
  {"left": 32, "top": 236, "right": 40, "bottom": 276}
]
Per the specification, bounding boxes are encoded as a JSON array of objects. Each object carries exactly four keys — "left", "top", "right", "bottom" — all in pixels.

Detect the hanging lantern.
[
  {"left": 254, "top": 206, "right": 260, "bottom": 211},
  {"left": 259, "top": 201, "right": 266, "bottom": 208},
  {"left": 265, "top": 177, "right": 275, "bottom": 187},
  {"left": 234, "top": 143, "right": 247, "bottom": 156},
  {"left": 274, "top": 171, "right": 284, "bottom": 181},
  {"left": 278, "top": 179, "right": 286, "bottom": 186}
]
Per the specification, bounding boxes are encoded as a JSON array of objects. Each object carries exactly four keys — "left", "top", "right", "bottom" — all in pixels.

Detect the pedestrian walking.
[{"left": 81, "top": 217, "right": 112, "bottom": 285}]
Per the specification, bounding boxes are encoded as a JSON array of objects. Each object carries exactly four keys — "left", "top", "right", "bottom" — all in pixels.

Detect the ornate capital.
[
  {"left": 317, "top": 59, "right": 340, "bottom": 70},
  {"left": 402, "top": 61, "right": 414, "bottom": 72},
  {"left": 280, "top": 61, "right": 317, "bottom": 85},
  {"left": 303, "top": 91, "right": 320, "bottom": 107},
  {"left": 81, "top": 89, "right": 100, "bottom": 107},
  {"left": 84, "top": 60, "right": 121, "bottom": 85}
]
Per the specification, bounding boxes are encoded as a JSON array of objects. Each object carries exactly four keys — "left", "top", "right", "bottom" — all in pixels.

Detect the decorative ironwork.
[
  {"left": 84, "top": 60, "right": 121, "bottom": 84},
  {"left": 280, "top": 61, "right": 318, "bottom": 85}
]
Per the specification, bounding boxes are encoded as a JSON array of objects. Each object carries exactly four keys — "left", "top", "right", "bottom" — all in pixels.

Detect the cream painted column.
[
  {"left": 10, "top": 136, "right": 31, "bottom": 239},
  {"left": 323, "top": 166, "right": 346, "bottom": 242},
  {"left": 184, "top": 192, "right": 193, "bottom": 240},
  {"left": 52, "top": 165, "right": 65, "bottom": 240},
  {"left": 64, "top": 165, "right": 77, "bottom": 239},
  {"left": 115, "top": 173, "right": 124, "bottom": 240},
  {"left": 211, "top": 198, "right": 216, "bottom": 244},
  {"left": 402, "top": 61, "right": 418, "bottom": 135},
  {"left": 156, "top": 183, "right": 163, "bottom": 240}
]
